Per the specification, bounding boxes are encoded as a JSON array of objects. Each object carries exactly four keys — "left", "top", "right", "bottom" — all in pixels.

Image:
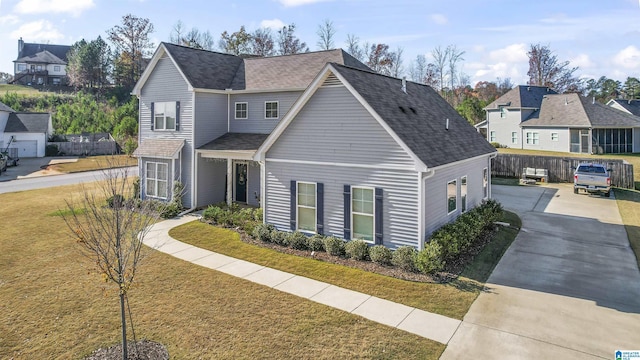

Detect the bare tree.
[
  {"left": 345, "top": 34, "right": 365, "bottom": 62},
  {"left": 409, "top": 54, "right": 427, "bottom": 83},
  {"left": 447, "top": 45, "right": 465, "bottom": 96},
  {"left": 169, "top": 20, "right": 186, "bottom": 44},
  {"left": 527, "top": 43, "right": 580, "bottom": 92},
  {"left": 316, "top": 19, "right": 336, "bottom": 50},
  {"left": 251, "top": 28, "right": 275, "bottom": 57},
  {"left": 277, "top": 24, "right": 308, "bottom": 55},
  {"left": 107, "top": 14, "right": 155, "bottom": 89},
  {"left": 63, "top": 163, "right": 163, "bottom": 360},
  {"left": 431, "top": 45, "right": 448, "bottom": 94},
  {"left": 170, "top": 21, "right": 215, "bottom": 50},
  {"left": 390, "top": 46, "right": 404, "bottom": 78},
  {"left": 366, "top": 43, "right": 395, "bottom": 75}
]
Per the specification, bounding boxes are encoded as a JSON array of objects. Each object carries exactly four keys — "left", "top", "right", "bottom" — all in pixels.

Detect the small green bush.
[
  {"left": 392, "top": 246, "right": 417, "bottom": 272},
  {"left": 324, "top": 236, "right": 346, "bottom": 256},
  {"left": 270, "top": 230, "right": 289, "bottom": 246},
  {"left": 416, "top": 241, "right": 445, "bottom": 274},
  {"left": 160, "top": 202, "right": 181, "bottom": 219},
  {"left": 307, "top": 234, "right": 326, "bottom": 252},
  {"left": 345, "top": 240, "right": 369, "bottom": 261},
  {"left": 202, "top": 205, "right": 226, "bottom": 223},
  {"left": 490, "top": 142, "right": 507, "bottom": 148},
  {"left": 106, "top": 194, "right": 125, "bottom": 208},
  {"left": 45, "top": 144, "right": 59, "bottom": 156},
  {"left": 253, "top": 223, "right": 275, "bottom": 242},
  {"left": 288, "top": 231, "right": 308, "bottom": 250},
  {"left": 369, "top": 245, "right": 392, "bottom": 265}
]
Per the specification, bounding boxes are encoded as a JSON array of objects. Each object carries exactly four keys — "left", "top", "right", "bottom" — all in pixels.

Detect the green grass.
[
  {"left": 47, "top": 208, "right": 86, "bottom": 217},
  {"left": 0, "top": 84, "right": 53, "bottom": 95},
  {"left": 48, "top": 155, "right": 138, "bottom": 173},
  {"left": 170, "top": 210, "right": 521, "bottom": 320},
  {"left": 614, "top": 188, "right": 640, "bottom": 269},
  {"left": 0, "top": 183, "right": 444, "bottom": 359},
  {"left": 491, "top": 177, "right": 521, "bottom": 186}
]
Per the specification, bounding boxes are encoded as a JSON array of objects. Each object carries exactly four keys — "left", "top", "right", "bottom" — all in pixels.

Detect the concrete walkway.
[{"left": 143, "top": 216, "right": 461, "bottom": 345}]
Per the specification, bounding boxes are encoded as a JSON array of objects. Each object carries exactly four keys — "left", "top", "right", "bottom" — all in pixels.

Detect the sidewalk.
[{"left": 143, "top": 215, "right": 461, "bottom": 345}]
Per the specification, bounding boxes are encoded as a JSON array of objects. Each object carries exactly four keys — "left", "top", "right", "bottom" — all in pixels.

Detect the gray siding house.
[
  {"left": 479, "top": 86, "right": 640, "bottom": 154},
  {"left": 133, "top": 44, "right": 495, "bottom": 249}
]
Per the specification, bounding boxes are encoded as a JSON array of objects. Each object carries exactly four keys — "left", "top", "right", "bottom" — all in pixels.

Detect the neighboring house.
[
  {"left": 0, "top": 101, "right": 52, "bottom": 157},
  {"left": 607, "top": 99, "right": 640, "bottom": 117},
  {"left": 12, "top": 38, "right": 71, "bottom": 86},
  {"left": 133, "top": 43, "right": 495, "bottom": 249},
  {"left": 478, "top": 85, "right": 640, "bottom": 154}
]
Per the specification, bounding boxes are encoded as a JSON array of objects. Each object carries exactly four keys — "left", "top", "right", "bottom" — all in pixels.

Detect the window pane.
[
  {"left": 157, "top": 180, "right": 168, "bottom": 198},
  {"left": 154, "top": 115, "right": 164, "bottom": 130},
  {"left": 447, "top": 180, "right": 457, "bottom": 213},
  {"left": 157, "top": 163, "right": 168, "bottom": 179},
  {"left": 146, "top": 179, "right": 156, "bottom": 196},
  {"left": 146, "top": 162, "right": 155, "bottom": 178},
  {"left": 298, "top": 207, "right": 315, "bottom": 231},
  {"left": 165, "top": 115, "right": 176, "bottom": 130},
  {"left": 353, "top": 214, "right": 374, "bottom": 241},
  {"left": 297, "top": 183, "right": 315, "bottom": 207},
  {"left": 352, "top": 188, "right": 373, "bottom": 214},
  {"left": 461, "top": 176, "right": 467, "bottom": 212}
]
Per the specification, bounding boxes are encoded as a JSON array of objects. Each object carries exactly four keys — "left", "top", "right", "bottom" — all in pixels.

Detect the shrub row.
[{"left": 202, "top": 203, "right": 263, "bottom": 233}]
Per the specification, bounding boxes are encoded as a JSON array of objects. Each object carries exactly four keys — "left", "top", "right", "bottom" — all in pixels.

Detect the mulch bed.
[{"left": 83, "top": 340, "right": 168, "bottom": 360}]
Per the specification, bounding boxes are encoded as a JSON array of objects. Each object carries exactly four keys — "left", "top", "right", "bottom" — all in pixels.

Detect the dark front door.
[{"left": 235, "top": 163, "right": 248, "bottom": 203}]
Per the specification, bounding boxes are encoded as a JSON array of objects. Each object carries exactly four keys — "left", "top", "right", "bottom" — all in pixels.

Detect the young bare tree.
[
  {"left": 345, "top": 34, "right": 365, "bottom": 62},
  {"left": 316, "top": 19, "right": 336, "bottom": 50},
  {"left": 447, "top": 45, "right": 465, "bottom": 97},
  {"left": 527, "top": 43, "right": 580, "bottom": 92},
  {"left": 63, "top": 163, "right": 163, "bottom": 360},
  {"left": 251, "top": 28, "right": 275, "bottom": 57},
  {"left": 431, "top": 45, "right": 449, "bottom": 95},
  {"left": 390, "top": 46, "right": 404, "bottom": 78}
]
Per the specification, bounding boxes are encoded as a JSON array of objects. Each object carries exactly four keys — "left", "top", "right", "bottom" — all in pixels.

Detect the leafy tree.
[
  {"left": 527, "top": 43, "right": 581, "bottom": 92},
  {"left": 277, "top": 24, "right": 308, "bottom": 55},
  {"left": 107, "top": 14, "right": 155, "bottom": 90},
  {"left": 455, "top": 96, "right": 487, "bottom": 125},
  {"left": 67, "top": 37, "right": 111, "bottom": 88},
  {"left": 623, "top": 77, "right": 640, "bottom": 99},
  {"left": 0, "top": 72, "right": 13, "bottom": 83},
  {"left": 251, "top": 28, "right": 275, "bottom": 57},
  {"left": 316, "top": 19, "right": 336, "bottom": 50},
  {"left": 366, "top": 43, "right": 395, "bottom": 75},
  {"left": 219, "top": 26, "right": 252, "bottom": 55},
  {"left": 585, "top": 76, "right": 622, "bottom": 103}
]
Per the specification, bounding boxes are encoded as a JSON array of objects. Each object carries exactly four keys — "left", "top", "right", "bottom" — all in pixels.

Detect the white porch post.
[{"left": 226, "top": 159, "right": 233, "bottom": 205}]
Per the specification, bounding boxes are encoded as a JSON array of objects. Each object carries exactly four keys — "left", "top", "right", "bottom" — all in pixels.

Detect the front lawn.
[
  {"left": 0, "top": 183, "right": 444, "bottom": 359},
  {"left": 48, "top": 155, "right": 137, "bottom": 173}
]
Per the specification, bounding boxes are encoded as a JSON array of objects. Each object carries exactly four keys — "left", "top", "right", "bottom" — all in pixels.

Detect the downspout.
[
  {"left": 489, "top": 152, "right": 498, "bottom": 198},
  {"left": 419, "top": 168, "right": 436, "bottom": 249},
  {"left": 227, "top": 91, "right": 231, "bottom": 132}
]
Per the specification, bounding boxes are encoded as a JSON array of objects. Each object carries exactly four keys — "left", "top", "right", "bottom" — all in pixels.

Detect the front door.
[{"left": 235, "top": 163, "right": 248, "bottom": 203}]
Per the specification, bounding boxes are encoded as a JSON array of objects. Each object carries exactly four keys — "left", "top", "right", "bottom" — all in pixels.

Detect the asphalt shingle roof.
[
  {"left": 331, "top": 64, "right": 496, "bottom": 168},
  {"left": 199, "top": 133, "right": 270, "bottom": 151},
  {"left": 485, "top": 85, "right": 558, "bottom": 110},
  {"left": 17, "top": 43, "right": 71, "bottom": 63},
  {"left": 5, "top": 113, "right": 50, "bottom": 133},
  {"left": 523, "top": 93, "right": 640, "bottom": 128},
  {"left": 610, "top": 99, "right": 640, "bottom": 117},
  {"left": 16, "top": 50, "right": 66, "bottom": 65},
  {"left": 133, "top": 139, "right": 185, "bottom": 158},
  {"left": 0, "top": 101, "right": 15, "bottom": 113}
]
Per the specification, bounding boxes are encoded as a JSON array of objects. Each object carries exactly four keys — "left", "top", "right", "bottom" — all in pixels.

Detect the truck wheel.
[
  {"left": 574, "top": 187, "right": 578, "bottom": 194},
  {"left": 605, "top": 191, "right": 611, "bottom": 198}
]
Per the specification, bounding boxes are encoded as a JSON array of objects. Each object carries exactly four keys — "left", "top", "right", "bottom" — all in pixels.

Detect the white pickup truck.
[{"left": 573, "top": 163, "right": 611, "bottom": 197}]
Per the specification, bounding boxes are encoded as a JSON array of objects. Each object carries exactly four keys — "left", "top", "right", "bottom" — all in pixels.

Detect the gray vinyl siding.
[
  {"left": 423, "top": 156, "right": 491, "bottom": 241},
  {"left": 139, "top": 157, "right": 175, "bottom": 201},
  {"left": 267, "top": 86, "right": 415, "bottom": 167},
  {"left": 521, "top": 127, "right": 569, "bottom": 152},
  {"left": 247, "top": 161, "right": 261, "bottom": 207},
  {"left": 194, "top": 92, "right": 228, "bottom": 147},
  {"left": 265, "top": 162, "right": 420, "bottom": 249},
  {"left": 139, "top": 54, "right": 194, "bottom": 207},
  {"left": 486, "top": 109, "right": 522, "bottom": 148},
  {"left": 634, "top": 128, "right": 640, "bottom": 152},
  {"left": 196, "top": 156, "right": 227, "bottom": 206},
  {"left": 229, "top": 91, "right": 302, "bottom": 133}
]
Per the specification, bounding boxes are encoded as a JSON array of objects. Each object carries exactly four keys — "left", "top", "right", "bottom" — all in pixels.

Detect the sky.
[{"left": 0, "top": 0, "right": 639, "bottom": 86}]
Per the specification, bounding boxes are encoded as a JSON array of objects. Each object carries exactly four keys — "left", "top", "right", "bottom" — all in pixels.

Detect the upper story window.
[
  {"left": 265, "top": 101, "right": 279, "bottom": 119},
  {"left": 17, "top": 63, "right": 26, "bottom": 71},
  {"left": 235, "top": 102, "right": 248, "bottom": 119},
  {"left": 500, "top": 106, "right": 507, "bottom": 118},
  {"left": 154, "top": 102, "right": 177, "bottom": 131},
  {"left": 54, "top": 65, "right": 61, "bottom": 72},
  {"left": 36, "top": 65, "right": 43, "bottom": 71}
]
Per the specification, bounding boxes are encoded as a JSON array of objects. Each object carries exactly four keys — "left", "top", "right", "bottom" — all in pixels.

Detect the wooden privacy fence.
[
  {"left": 49, "top": 140, "right": 117, "bottom": 156},
  {"left": 492, "top": 153, "right": 635, "bottom": 189}
]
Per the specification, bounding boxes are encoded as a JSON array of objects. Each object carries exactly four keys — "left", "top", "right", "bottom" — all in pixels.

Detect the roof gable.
[
  {"left": 608, "top": 99, "right": 640, "bottom": 117},
  {"left": 485, "top": 85, "right": 557, "bottom": 110},
  {"left": 0, "top": 101, "right": 15, "bottom": 113},
  {"left": 5, "top": 113, "right": 50, "bottom": 133},
  {"left": 16, "top": 50, "right": 66, "bottom": 65},
  {"left": 17, "top": 43, "right": 71, "bottom": 63}
]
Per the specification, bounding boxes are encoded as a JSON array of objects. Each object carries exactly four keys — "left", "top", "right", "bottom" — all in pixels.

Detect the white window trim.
[
  {"left": 351, "top": 186, "right": 376, "bottom": 243},
  {"left": 54, "top": 65, "right": 61, "bottom": 72},
  {"left": 154, "top": 101, "right": 177, "bottom": 131},
  {"left": 447, "top": 179, "right": 458, "bottom": 215},
  {"left": 265, "top": 101, "right": 279, "bottom": 119},
  {"left": 511, "top": 132, "right": 518, "bottom": 144},
  {"left": 526, "top": 132, "right": 540, "bottom": 145},
  {"left": 145, "top": 161, "right": 169, "bottom": 200},
  {"left": 500, "top": 107, "right": 507, "bottom": 118},
  {"left": 551, "top": 132, "right": 559, "bottom": 141},
  {"left": 489, "top": 131, "right": 496, "bottom": 142},
  {"left": 483, "top": 167, "right": 488, "bottom": 200},
  {"left": 296, "top": 181, "right": 317, "bottom": 233},
  {"left": 461, "top": 175, "right": 468, "bottom": 213},
  {"left": 235, "top": 102, "right": 248, "bottom": 119}
]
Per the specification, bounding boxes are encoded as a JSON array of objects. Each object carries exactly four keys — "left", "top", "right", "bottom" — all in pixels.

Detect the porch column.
[{"left": 226, "top": 159, "right": 233, "bottom": 205}]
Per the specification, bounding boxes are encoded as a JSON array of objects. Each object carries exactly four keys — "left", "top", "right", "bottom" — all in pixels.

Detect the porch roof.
[
  {"left": 199, "top": 133, "right": 269, "bottom": 151},
  {"left": 133, "top": 139, "right": 184, "bottom": 159}
]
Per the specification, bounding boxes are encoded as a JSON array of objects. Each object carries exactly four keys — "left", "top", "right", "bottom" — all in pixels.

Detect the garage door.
[{"left": 11, "top": 140, "right": 38, "bottom": 157}]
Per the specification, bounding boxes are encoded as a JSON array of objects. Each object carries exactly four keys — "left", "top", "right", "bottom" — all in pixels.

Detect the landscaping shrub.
[
  {"left": 288, "top": 231, "right": 308, "bottom": 250},
  {"left": 253, "top": 223, "right": 275, "bottom": 242},
  {"left": 345, "top": 240, "right": 369, "bottom": 261},
  {"left": 324, "top": 236, "right": 346, "bottom": 256},
  {"left": 307, "top": 234, "right": 326, "bottom": 252},
  {"left": 392, "top": 246, "right": 417, "bottom": 272},
  {"left": 45, "top": 144, "right": 59, "bottom": 156},
  {"left": 202, "top": 203, "right": 261, "bottom": 230},
  {"left": 369, "top": 245, "right": 392, "bottom": 265},
  {"left": 106, "top": 194, "right": 125, "bottom": 208},
  {"left": 416, "top": 241, "right": 445, "bottom": 274},
  {"left": 270, "top": 230, "right": 289, "bottom": 246},
  {"left": 160, "top": 202, "right": 181, "bottom": 219}
]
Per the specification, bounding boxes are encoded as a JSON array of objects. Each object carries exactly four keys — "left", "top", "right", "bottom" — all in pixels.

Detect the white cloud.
[
  {"left": 10, "top": 20, "right": 64, "bottom": 42},
  {"left": 488, "top": 43, "right": 528, "bottom": 63},
  {"left": 429, "top": 13, "right": 447, "bottom": 25},
  {"left": 260, "top": 18, "right": 286, "bottom": 30},
  {"left": 570, "top": 54, "right": 595, "bottom": 69},
  {"left": 278, "top": 0, "right": 331, "bottom": 7},
  {"left": 0, "top": 15, "right": 20, "bottom": 25},
  {"left": 469, "top": 43, "right": 530, "bottom": 85},
  {"left": 613, "top": 45, "right": 640, "bottom": 69},
  {"left": 14, "top": 0, "right": 95, "bottom": 17}
]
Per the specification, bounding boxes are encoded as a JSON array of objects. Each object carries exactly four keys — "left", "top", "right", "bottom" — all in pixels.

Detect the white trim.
[
  {"left": 260, "top": 161, "right": 266, "bottom": 211},
  {"left": 483, "top": 167, "right": 489, "bottom": 200},
  {"left": 417, "top": 171, "right": 424, "bottom": 250},
  {"left": 198, "top": 149, "right": 255, "bottom": 161},
  {"left": 296, "top": 181, "right": 317, "bottom": 233},
  {"left": 350, "top": 186, "right": 375, "bottom": 243},
  {"left": 235, "top": 102, "right": 248, "bottom": 119},
  {"left": 226, "top": 160, "right": 233, "bottom": 205},
  {"left": 461, "top": 175, "right": 468, "bottom": 213},
  {"left": 265, "top": 157, "right": 416, "bottom": 171},
  {"left": 153, "top": 101, "right": 177, "bottom": 131},
  {"left": 430, "top": 152, "right": 495, "bottom": 172},
  {"left": 191, "top": 91, "right": 196, "bottom": 209},
  {"left": 132, "top": 44, "right": 193, "bottom": 96},
  {"left": 265, "top": 100, "right": 279, "bottom": 119},
  {"left": 446, "top": 179, "right": 457, "bottom": 215},
  {"left": 144, "top": 161, "right": 169, "bottom": 200},
  {"left": 193, "top": 87, "right": 305, "bottom": 94}
]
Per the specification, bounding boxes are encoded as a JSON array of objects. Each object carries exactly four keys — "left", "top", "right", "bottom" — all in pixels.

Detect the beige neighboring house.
[
  {"left": 11, "top": 38, "right": 71, "bottom": 86},
  {"left": 0, "top": 101, "right": 53, "bottom": 157}
]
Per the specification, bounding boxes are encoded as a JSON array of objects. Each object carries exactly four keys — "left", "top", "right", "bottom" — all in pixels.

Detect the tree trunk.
[{"left": 120, "top": 292, "right": 128, "bottom": 359}]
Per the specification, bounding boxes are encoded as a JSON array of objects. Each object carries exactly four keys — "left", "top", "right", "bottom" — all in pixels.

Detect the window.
[
  {"left": 490, "top": 131, "right": 496, "bottom": 142},
  {"left": 54, "top": 65, "right": 61, "bottom": 72},
  {"left": 145, "top": 162, "right": 168, "bottom": 199},
  {"left": 235, "top": 102, "right": 247, "bottom": 119},
  {"left": 551, "top": 132, "right": 559, "bottom": 141},
  {"left": 500, "top": 106, "right": 507, "bottom": 118},
  {"left": 483, "top": 168, "right": 488, "bottom": 199},
  {"left": 52, "top": 78, "right": 60, "bottom": 85},
  {"left": 352, "top": 187, "right": 374, "bottom": 241},
  {"left": 461, "top": 176, "right": 467, "bottom": 213},
  {"left": 17, "top": 63, "right": 26, "bottom": 71},
  {"left": 265, "top": 101, "right": 278, "bottom": 119},
  {"left": 36, "top": 65, "right": 43, "bottom": 71},
  {"left": 511, "top": 132, "right": 518, "bottom": 144},
  {"left": 526, "top": 132, "right": 539, "bottom": 145},
  {"left": 154, "top": 102, "right": 176, "bottom": 130},
  {"left": 447, "top": 179, "right": 457, "bottom": 214},
  {"left": 297, "top": 182, "right": 316, "bottom": 232}
]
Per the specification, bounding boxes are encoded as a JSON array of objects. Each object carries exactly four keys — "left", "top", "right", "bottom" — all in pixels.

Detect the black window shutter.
[
  {"left": 175, "top": 101, "right": 180, "bottom": 130},
  {"left": 343, "top": 185, "right": 351, "bottom": 240},
  {"left": 316, "top": 183, "right": 324, "bottom": 235},
  {"left": 375, "top": 188, "right": 383, "bottom": 245},
  {"left": 150, "top": 102, "right": 154, "bottom": 131},
  {"left": 290, "top": 180, "right": 297, "bottom": 231}
]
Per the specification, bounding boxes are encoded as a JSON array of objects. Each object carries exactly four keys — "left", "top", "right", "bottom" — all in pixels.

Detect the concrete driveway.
[
  {"left": 441, "top": 183, "right": 640, "bottom": 359},
  {"left": 0, "top": 157, "right": 76, "bottom": 181}
]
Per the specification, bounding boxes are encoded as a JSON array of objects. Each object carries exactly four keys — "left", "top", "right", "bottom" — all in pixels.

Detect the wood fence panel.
[
  {"left": 492, "top": 153, "right": 634, "bottom": 189},
  {"left": 49, "top": 141, "right": 118, "bottom": 156}
]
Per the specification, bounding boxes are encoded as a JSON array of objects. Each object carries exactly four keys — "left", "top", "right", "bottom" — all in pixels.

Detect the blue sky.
[{"left": 1, "top": 0, "right": 639, "bottom": 86}]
